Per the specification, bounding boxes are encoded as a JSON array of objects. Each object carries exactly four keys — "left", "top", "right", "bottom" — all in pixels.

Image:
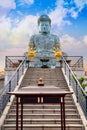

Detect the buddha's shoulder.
[
  {"left": 49, "top": 34, "right": 59, "bottom": 40},
  {"left": 30, "top": 34, "right": 41, "bottom": 39},
  {"left": 30, "top": 34, "right": 59, "bottom": 39},
  {"left": 50, "top": 34, "right": 58, "bottom": 37}
]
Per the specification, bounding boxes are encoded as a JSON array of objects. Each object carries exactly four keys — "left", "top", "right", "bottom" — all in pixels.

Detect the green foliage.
[
  {"left": 78, "top": 77, "right": 87, "bottom": 90},
  {"left": 78, "top": 77, "right": 85, "bottom": 86},
  {"left": 72, "top": 74, "right": 87, "bottom": 90},
  {"left": 72, "top": 73, "right": 77, "bottom": 80},
  {"left": 82, "top": 84, "right": 87, "bottom": 89}
]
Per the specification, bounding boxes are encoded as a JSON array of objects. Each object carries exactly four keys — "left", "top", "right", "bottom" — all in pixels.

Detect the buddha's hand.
[{"left": 53, "top": 51, "right": 62, "bottom": 57}]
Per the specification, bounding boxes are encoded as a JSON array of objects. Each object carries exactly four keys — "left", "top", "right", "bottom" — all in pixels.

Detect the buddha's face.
[{"left": 39, "top": 21, "right": 51, "bottom": 33}]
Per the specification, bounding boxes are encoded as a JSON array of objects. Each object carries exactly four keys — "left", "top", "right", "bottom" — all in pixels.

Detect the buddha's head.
[{"left": 38, "top": 15, "right": 51, "bottom": 34}]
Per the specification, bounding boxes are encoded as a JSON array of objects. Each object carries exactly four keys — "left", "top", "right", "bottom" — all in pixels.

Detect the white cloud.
[
  {"left": 0, "top": 15, "right": 38, "bottom": 50},
  {"left": 83, "top": 35, "right": 87, "bottom": 45},
  {"left": 74, "top": 0, "right": 87, "bottom": 11},
  {"left": 25, "top": 0, "right": 34, "bottom": 4},
  {"left": 0, "top": 18, "right": 12, "bottom": 50},
  {"left": 61, "top": 34, "right": 80, "bottom": 53},
  {"left": 68, "top": 0, "right": 87, "bottom": 19},
  {"left": 49, "top": 0, "right": 71, "bottom": 26},
  {"left": 49, "top": 6, "right": 71, "bottom": 27},
  {"left": 0, "top": 0, "right": 16, "bottom": 18},
  {"left": 9, "top": 15, "right": 38, "bottom": 45},
  {"left": 49, "top": 5, "right": 71, "bottom": 27},
  {"left": 49, "top": 0, "right": 79, "bottom": 27},
  {"left": 69, "top": 0, "right": 87, "bottom": 18},
  {"left": 56, "top": 0, "right": 64, "bottom": 7},
  {"left": 60, "top": 34, "right": 87, "bottom": 57},
  {"left": 69, "top": 8, "right": 79, "bottom": 18},
  {"left": 51, "top": 0, "right": 87, "bottom": 25},
  {"left": 18, "top": 0, "right": 34, "bottom": 6},
  {"left": 0, "top": 0, "right": 16, "bottom": 8}
]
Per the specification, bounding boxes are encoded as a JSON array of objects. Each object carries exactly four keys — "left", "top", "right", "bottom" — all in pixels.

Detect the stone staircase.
[{"left": 2, "top": 67, "right": 84, "bottom": 130}]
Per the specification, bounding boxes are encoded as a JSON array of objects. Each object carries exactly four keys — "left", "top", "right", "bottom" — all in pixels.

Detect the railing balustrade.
[
  {"left": 0, "top": 57, "right": 28, "bottom": 117},
  {"left": 62, "top": 56, "right": 87, "bottom": 119}
]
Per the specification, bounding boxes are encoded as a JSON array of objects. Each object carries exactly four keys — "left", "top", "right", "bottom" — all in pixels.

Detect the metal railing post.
[
  {"left": 9, "top": 80, "right": 11, "bottom": 101},
  {"left": 17, "top": 69, "right": 19, "bottom": 85},
  {"left": 5, "top": 56, "right": 7, "bottom": 68},
  {"left": 65, "top": 63, "right": 66, "bottom": 75},
  {"left": 76, "top": 80, "right": 78, "bottom": 102},
  {"left": 9, "top": 80, "right": 11, "bottom": 92},
  {"left": 22, "top": 62, "right": 24, "bottom": 74},
  {"left": 69, "top": 69, "right": 71, "bottom": 85},
  {"left": 86, "top": 95, "right": 87, "bottom": 119}
]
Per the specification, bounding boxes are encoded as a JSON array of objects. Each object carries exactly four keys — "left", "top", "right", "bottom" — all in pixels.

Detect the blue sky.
[{"left": 0, "top": 0, "right": 87, "bottom": 70}]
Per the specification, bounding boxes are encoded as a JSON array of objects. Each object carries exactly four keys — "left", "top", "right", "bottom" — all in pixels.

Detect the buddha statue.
[{"left": 28, "top": 14, "right": 61, "bottom": 67}]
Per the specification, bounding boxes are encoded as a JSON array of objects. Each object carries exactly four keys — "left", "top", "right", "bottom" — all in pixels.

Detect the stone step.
[
  {"left": 24, "top": 76, "right": 65, "bottom": 79},
  {"left": 5, "top": 118, "right": 82, "bottom": 124},
  {"left": 21, "top": 77, "right": 66, "bottom": 80},
  {"left": 11, "top": 104, "right": 77, "bottom": 109},
  {"left": 21, "top": 85, "right": 68, "bottom": 89},
  {"left": 21, "top": 84, "right": 67, "bottom": 87},
  {"left": 21, "top": 83, "right": 68, "bottom": 87},
  {"left": 12, "top": 100, "right": 74, "bottom": 105},
  {"left": 21, "top": 79, "right": 67, "bottom": 82},
  {"left": 10, "top": 108, "right": 77, "bottom": 113},
  {"left": 3, "top": 123, "right": 84, "bottom": 130},
  {"left": 7, "top": 113, "right": 80, "bottom": 119}
]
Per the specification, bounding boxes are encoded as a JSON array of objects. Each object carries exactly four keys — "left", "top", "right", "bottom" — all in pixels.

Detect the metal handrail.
[
  {"left": 62, "top": 56, "right": 87, "bottom": 119},
  {"left": 5, "top": 56, "right": 25, "bottom": 68},
  {"left": 71, "top": 56, "right": 83, "bottom": 69},
  {"left": 72, "top": 56, "right": 83, "bottom": 66},
  {"left": 0, "top": 57, "right": 28, "bottom": 117},
  {"left": 63, "top": 56, "right": 83, "bottom": 69},
  {"left": 5, "top": 56, "right": 14, "bottom": 68}
]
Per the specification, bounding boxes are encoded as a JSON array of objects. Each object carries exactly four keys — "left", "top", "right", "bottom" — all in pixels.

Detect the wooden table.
[{"left": 8, "top": 86, "right": 73, "bottom": 130}]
